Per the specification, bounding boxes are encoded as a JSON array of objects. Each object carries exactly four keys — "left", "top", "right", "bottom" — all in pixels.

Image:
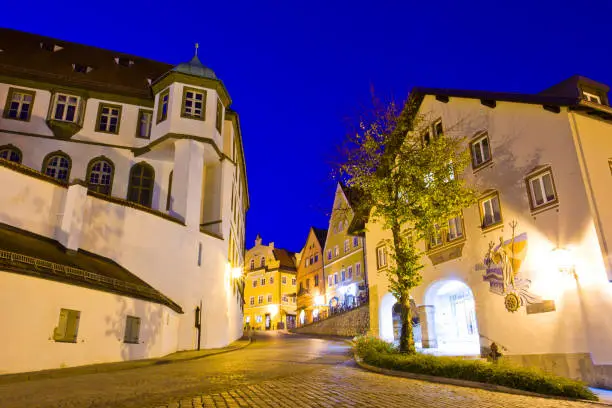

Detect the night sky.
[{"left": 2, "top": 1, "right": 611, "bottom": 252}]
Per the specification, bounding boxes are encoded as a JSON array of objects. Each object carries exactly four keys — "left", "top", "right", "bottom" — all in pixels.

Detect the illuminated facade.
[
  {"left": 0, "top": 28, "right": 248, "bottom": 374},
  {"left": 243, "top": 235, "right": 297, "bottom": 330},
  {"left": 296, "top": 227, "right": 327, "bottom": 325},
  {"left": 367, "top": 75, "right": 612, "bottom": 386},
  {"left": 323, "top": 183, "right": 367, "bottom": 310}
]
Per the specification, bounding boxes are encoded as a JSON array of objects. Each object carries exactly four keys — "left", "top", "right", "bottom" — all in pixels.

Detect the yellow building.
[{"left": 243, "top": 235, "right": 297, "bottom": 330}]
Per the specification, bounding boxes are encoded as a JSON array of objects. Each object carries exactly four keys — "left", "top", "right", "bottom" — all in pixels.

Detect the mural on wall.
[{"left": 482, "top": 221, "right": 542, "bottom": 312}]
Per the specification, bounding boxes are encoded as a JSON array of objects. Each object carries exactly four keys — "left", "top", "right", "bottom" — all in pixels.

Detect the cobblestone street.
[{"left": 0, "top": 332, "right": 600, "bottom": 408}]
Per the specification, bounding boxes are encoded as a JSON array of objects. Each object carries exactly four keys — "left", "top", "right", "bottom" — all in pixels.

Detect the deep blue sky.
[{"left": 2, "top": 1, "right": 611, "bottom": 252}]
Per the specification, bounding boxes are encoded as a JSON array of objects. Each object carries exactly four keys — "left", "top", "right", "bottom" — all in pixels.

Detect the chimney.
[{"left": 255, "top": 234, "right": 262, "bottom": 246}]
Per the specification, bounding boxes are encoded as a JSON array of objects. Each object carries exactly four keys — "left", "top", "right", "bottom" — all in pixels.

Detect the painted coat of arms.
[{"left": 482, "top": 222, "right": 542, "bottom": 312}]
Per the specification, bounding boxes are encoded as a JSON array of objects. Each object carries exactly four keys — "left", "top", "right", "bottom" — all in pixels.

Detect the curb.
[
  {"left": 0, "top": 337, "right": 252, "bottom": 385},
  {"left": 353, "top": 355, "right": 609, "bottom": 406}
]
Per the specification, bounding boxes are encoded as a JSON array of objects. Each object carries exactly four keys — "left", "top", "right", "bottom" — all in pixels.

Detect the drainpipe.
[{"left": 195, "top": 301, "right": 202, "bottom": 351}]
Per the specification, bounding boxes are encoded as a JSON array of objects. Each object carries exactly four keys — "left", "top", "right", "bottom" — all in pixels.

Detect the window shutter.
[
  {"left": 54, "top": 309, "right": 69, "bottom": 340},
  {"left": 67, "top": 310, "right": 80, "bottom": 342},
  {"left": 133, "top": 318, "right": 141, "bottom": 343}
]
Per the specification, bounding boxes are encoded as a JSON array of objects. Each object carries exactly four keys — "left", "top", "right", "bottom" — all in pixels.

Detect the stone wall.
[{"left": 291, "top": 305, "right": 369, "bottom": 337}]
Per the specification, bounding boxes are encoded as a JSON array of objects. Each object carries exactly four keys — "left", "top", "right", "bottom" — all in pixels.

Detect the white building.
[
  {"left": 0, "top": 28, "right": 249, "bottom": 374},
  {"left": 366, "top": 75, "right": 612, "bottom": 387}
]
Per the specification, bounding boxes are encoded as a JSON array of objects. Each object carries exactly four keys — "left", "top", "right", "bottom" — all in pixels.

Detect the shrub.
[{"left": 353, "top": 336, "right": 597, "bottom": 401}]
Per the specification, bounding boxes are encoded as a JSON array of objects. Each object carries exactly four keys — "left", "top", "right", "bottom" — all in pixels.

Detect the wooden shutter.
[{"left": 66, "top": 310, "right": 80, "bottom": 342}]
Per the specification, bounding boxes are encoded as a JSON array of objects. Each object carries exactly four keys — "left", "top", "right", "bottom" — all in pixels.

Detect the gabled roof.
[
  {"left": 272, "top": 248, "right": 297, "bottom": 271},
  {"left": 0, "top": 27, "right": 171, "bottom": 99},
  {"left": 0, "top": 223, "right": 182, "bottom": 313},
  {"left": 311, "top": 227, "right": 328, "bottom": 249}
]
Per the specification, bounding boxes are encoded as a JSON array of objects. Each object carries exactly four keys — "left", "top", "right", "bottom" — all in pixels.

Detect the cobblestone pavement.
[{"left": 0, "top": 332, "right": 599, "bottom": 408}]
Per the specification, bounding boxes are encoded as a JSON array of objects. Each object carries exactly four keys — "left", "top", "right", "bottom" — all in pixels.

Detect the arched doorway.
[{"left": 425, "top": 280, "right": 480, "bottom": 356}]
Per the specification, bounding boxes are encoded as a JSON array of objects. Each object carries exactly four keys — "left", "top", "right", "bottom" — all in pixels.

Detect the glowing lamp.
[
  {"left": 552, "top": 248, "right": 576, "bottom": 277},
  {"left": 231, "top": 267, "right": 243, "bottom": 280},
  {"left": 314, "top": 295, "right": 325, "bottom": 306},
  {"left": 267, "top": 304, "right": 279, "bottom": 317}
]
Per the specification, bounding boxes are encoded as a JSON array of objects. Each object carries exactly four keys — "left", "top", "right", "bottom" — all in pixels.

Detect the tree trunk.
[{"left": 399, "top": 291, "right": 415, "bottom": 353}]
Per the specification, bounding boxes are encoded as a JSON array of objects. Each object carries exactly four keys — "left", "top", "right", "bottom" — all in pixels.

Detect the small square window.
[
  {"left": 480, "top": 192, "right": 502, "bottom": 229},
  {"left": 261, "top": 278, "right": 266, "bottom": 286},
  {"left": 249, "top": 296, "right": 255, "bottom": 306},
  {"left": 583, "top": 91, "right": 601, "bottom": 104},
  {"left": 3, "top": 88, "right": 35, "bottom": 122},
  {"left": 216, "top": 99, "right": 223, "bottom": 133},
  {"left": 137, "top": 109, "right": 153, "bottom": 139},
  {"left": 258, "top": 295, "right": 263, "bottom": 304},
  {"left": 470, "top": 133, "right": 492, "bottom": 169},
  {"left": 447, "top": 216, "right": 464, "bottom": 241},
  {"left": 53, "top": 308, "right": 80, "bottom": 343},
  {"left": 267, "top": 294, "right": 272, "bottom": 303},
  {"left": 124, "top": 316, "right": 141, "bottom": 344},
  {"left": 291, "top": 277, "right": 296, "bottom": 285},
  {"left": 433, "top": 119, "right": 443, "bottom": 138},
  {"left": 282, "top": 276, "right": 287, "bottom": 284},
  {"left": 181, "top": 87, "right": 206, "bottom": 119},
  {"left": 527, "top": 168, "right": 558, "bottom": 210},
  {"left": 377, "top": 246, "right": 387, "bottom": 269},
  {"left": 97, "top": 104, "right": 122, "bottom": 134},
  {"left": 157, "top": 90, "right": 169, "bottom": 123},
  {"left": 52, "top": 94, "right": 80, "bottom": 123}
]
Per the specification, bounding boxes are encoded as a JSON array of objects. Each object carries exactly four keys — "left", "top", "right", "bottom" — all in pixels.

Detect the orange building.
[{"left": 296, "top": 227, "right": 328, "bottom": 325}]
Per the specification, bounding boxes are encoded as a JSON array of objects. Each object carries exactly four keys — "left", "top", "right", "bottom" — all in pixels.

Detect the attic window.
[
  {"left": 40, "top": 42, "right": 63, "bottom": 52},
  {"left": 583, "top": 91, "right": 602, "bottom": 104},
  {"left": 114, "top": 57, "right": 134, "bottom": 67},
  {"left": 72, "top": 63, "right": 93, "bottom": 74}
]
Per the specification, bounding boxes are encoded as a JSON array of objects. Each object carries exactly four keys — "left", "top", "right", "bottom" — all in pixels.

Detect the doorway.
[{"left": 265, "top": 313, "right": 271, "bottom": 330}]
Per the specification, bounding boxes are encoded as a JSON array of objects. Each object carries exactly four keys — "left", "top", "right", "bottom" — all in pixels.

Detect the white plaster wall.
[
  {"left": 0, "top": 272, "right": 179, "bottom": 374},
  {"left": 0, "top": 165, "right": 65, "bottom": 238}
]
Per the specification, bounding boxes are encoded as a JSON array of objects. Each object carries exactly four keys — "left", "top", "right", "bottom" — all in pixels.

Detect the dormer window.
[
  {"left": 40, "top": 42, "right": 63, "bottom": 52},
  {"left": 181, "top": 87, "right": 206, "bottom": 120},
  {"left": 72, "top": 63, "right": 93, "bottom": 74},
  {"left": 114, "top": 57, "right": 134, "bottom": 67},
  {"left": 583, "top": 91, "right": 602, "bottom": 104}
]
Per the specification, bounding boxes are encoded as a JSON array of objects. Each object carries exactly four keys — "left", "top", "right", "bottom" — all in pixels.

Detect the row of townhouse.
[
  {"left": 0, "top": 28, "right": 249, "bottom": 374},
  {"left": 362, "top": 75, "right": 612, "bottom": 387}
]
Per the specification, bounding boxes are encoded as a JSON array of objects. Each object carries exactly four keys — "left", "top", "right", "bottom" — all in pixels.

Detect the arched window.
[
  {"left": 0, "top": 145, "right": 22, "bottom": 163},
  {"left": 250, "top": 259, "right": 255, "bottom": 271},
  {"left": 42, "top": 152, "right": 71, "bottom": 182},
  {"left": 87, "top": 157, "right": 114, "bottom": 195},
  {"left": 260, "top": 256, "right": 265, "bottom": 267},
  {"left": 127, "top": 162, "right": 155, "bottom": 207}
]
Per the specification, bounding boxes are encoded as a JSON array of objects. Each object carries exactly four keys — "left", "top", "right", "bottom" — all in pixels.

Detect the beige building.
[
  {"left": 366, "top": 75, "right": 612, "bottom": 387},
  {"left": 243, "top": 235, "right": 297, "bottom": 330},
  {"left": 323, "top": 183, "right": 367, "bottom": 311}
]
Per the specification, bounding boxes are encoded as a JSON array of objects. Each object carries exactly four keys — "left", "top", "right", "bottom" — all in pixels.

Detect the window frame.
[
  {"left": 41, "top": 151, "right": 72, "bottom": 182},
  {"left": 51, "top": 93, "right": 82, "bottom": 123},
  {"left": 433, "top": 118, "right": 443, "bottom": 138},
  {"left": 267, "top": 294, "right": 272, "bottom": 303},
  {"left": 479, "top": 191, "right": 503, "bottom": 230},
  {"left": 376, "top": 245, "right": 388, "bottom": 269},
  {"left": 127, "top": 162, "right": 155, "bottom": 208},
  {"left": 86, "top": 156, "right": 115, "bottom": 196},
  {"left": 470, "top": 132, "right": 492, "bottom": 170},
  {"left": 0, "top": 144, "right": 23, "bottom": 163},
  {"left": 53, "top": 308, "right": 80, "bottom": 343},
  {"left": 356, "top": 262, "right": 361, "bottom": 277},
  {"left": 583, "top": 91, "right": 602, "bottom": 104},
  {"left": 156, "top": 89, "right": 170, "bottom": 124},
  {"left": 181, "top": 87, "right": 207, "bottom": 121},
  {"left": 3, "top": 87, "right": 36, "bottom": 122},
  {"left": 123, "top": 315, "right": 141, "bottom": 344},
  {"left": 95, "top": 103, "right": 122, "bottom": 135},
  {"left": 258, "top": 295, "right": 264, "bottom": 304},
  {"left": 281, "top": 276, "right": 287, "bottom": 284},
  {"left": 215, "top": 99, "right": 223, "bottom": 133},
  {"left": 136, "top": 109, "right": 153, "bottom": 139},
  {"left": 525, "top": 167, "right": 558, "bottom": 211},
  {"left": 249, "top": 296, "right": 255, "bottom": 306},
  {"left": 291, "top": 277, "right": 296, "bottom": 285},
  {"left": 344, "top": 239, "right": 349, "bottom": 253}
]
